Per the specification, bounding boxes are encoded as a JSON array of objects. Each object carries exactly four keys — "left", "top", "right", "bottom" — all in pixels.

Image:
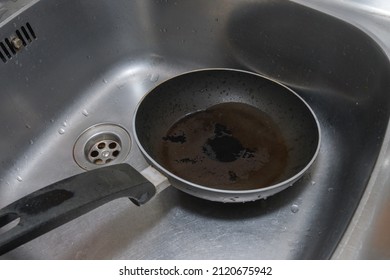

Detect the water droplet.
[
  {"left": 291, "top": 204, "right": 300, "bottom": 213},
  {"left": 82, "top": 109, "right": 89, "bottom": 117},
  {"left": 311, "top": 181, "right": 316, "bottom": 185},
  {"left": 58, "top": 128, "right": 66, "bottom": 135},
  {"left": 149, "top": 73, "right": 160, "bottom": 83},
  {"left": 25, "top": 124, "right": 31, "bottom": 129},
  {"left": 102, "top": 79, "right": 108, "bottom": 84},
  {"left": 86, "top": 55, "right": 91, "bottom": 59},
  {"left": 355, "top": 101, "right": 359, "bottom": 105},
  {"left": 327, "top": 188, "right": 334, "bottom": 192},
  {"left": 17, "top": 176, "right": 23, "bottom": 182},
  {"left": 62, "top": 121, "right": 68, "bottom": 127},
  {"left": 50, "top": 119, "right": 55, "bottom": 123},
  {"left": 29, "top": 139, "right": 34, "bottom": 145}
]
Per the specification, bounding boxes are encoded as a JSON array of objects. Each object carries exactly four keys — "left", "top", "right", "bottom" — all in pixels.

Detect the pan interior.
[
  {"left": 156, "top": 102, "right": 288, "bottom": 190},
  {"left": 135, "top": 70, "right": 319, "bottom": 191}
]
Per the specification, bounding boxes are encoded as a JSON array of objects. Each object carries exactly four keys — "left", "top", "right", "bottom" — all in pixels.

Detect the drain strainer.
[{"left": 73, "top": 124, "right": 131, "bottom": 170}]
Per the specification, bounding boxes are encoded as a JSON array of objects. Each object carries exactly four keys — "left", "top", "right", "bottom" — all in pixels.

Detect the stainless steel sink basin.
[{"left": 1, "top": 0, "right": 389, "bottom": 259}]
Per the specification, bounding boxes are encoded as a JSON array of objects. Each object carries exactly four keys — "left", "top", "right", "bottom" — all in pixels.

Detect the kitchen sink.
[{"left": 0, "top": 0, "right": 389, "bottom": 259}]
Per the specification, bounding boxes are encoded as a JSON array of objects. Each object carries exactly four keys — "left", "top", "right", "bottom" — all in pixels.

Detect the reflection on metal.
[{"left": 0, "top": 0, "right": 38, "bottom": 24}]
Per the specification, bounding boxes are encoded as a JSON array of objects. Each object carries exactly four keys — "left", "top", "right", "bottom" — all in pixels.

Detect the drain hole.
[
  {"left": 26, "top": 22, "right": 36, "bottom": 39},
  {"left": 0, "top": 42, "right": 11, "bottom": 59},
  {"left": 21, "top": 26, "right": 31, "bottom": 42},
  {"left": 5, "top": 38, "right": 16, "bottom": 55},
  {"left": 94, "top": 159, "right": 104, "bottom": 165},
  {"left": 85, "top": 136, "right": 122, "bottom": 165},
  {"left": 90, "top": 150, "right": 99, "bottom": 158},
  {"left": 0, "top": 51, "right": 6, "bottom": 63}
]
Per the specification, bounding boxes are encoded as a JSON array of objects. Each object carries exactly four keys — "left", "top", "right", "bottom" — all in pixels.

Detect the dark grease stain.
[
  {"left": 175, "top": 157, "right": 198, "bottom": 164},
  {"left": 156, "top": 102, "right": 288, "bottom": 190},
  {"left": 228, "top": 171, "right": 238, "bottom": 182},
  {"left": 162, "top": 131, "right": 186, "bottom": 143},
  {"left": 20, "top": 189, "right": 74, "bottom": 215},
  {"left": 202, "top": 123, "right": 255, "bottom": 162}
]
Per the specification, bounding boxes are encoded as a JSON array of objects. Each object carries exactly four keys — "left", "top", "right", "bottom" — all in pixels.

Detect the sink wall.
[{"left": 1, "top": 0, "right": 390, "bottom": 259}]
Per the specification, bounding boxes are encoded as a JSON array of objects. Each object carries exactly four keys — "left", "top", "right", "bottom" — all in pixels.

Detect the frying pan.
[{"left": 0, "top": 69, "right": 320, "bottom": 255}]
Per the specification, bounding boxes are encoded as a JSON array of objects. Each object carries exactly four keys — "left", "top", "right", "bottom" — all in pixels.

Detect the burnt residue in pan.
[{"left": 157, "top": 102, "right": 288, "bottom": 190}]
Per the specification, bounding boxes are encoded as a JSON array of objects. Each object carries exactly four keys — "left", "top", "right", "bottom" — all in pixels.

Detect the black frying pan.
[{"left": 0, "top": 69, "right": 320, "bottom": 255}]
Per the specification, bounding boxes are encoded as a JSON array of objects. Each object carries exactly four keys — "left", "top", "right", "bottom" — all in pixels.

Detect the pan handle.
[{"left": 0, "top": 164, "right": 156, "bottom": 255}]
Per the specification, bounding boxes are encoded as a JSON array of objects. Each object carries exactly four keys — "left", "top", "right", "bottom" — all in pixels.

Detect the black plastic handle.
[{"left": 0, "top": 164, "right": 156, "bottom": 255}]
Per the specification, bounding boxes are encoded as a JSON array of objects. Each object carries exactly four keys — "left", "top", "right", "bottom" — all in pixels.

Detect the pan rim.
[{"left": 133, "top": 67, "right": 321, "bottom": 195}]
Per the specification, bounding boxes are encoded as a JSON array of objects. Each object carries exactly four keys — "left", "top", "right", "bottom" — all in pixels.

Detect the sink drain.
[
  {"left": 87, "top": 137, "right": 121, "bottom": 165},
  {"left": 73, "top": 124, "right": 131, "bottom": 170}
]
